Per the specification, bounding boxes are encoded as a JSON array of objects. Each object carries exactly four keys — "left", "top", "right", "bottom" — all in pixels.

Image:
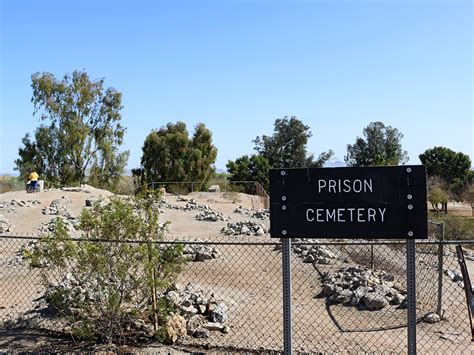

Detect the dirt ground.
[{"left": 0, "top": 187, "right": 473, "bottom": 353}]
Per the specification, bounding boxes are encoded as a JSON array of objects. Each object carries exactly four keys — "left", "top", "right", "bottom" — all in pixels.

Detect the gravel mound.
[
  {"left": 221, "top": 220, "right": 267, "bottom": 236},
  {"left": 233, "top": 206, "right": 269, "bottom": 220},
  {"left": 292, "top": 239, "right": 341, "bottom": 264},
  {"left": 42, "top": 196, "right": 71, "bottom": 215},
  {"left": 0, "top": 199, "right": 41, "bottom": 212},
  {"left": 319, "top": 266, "right": 406, "bottom": 311},
  {"left": 183, "top": 242, "right": 220, "bottom": 261},
  {"left": 158, "top": 283, "right": 230, "bottom": 338},
  {"left": 195, "top": 210, "right": 230, "bottom": 222}
]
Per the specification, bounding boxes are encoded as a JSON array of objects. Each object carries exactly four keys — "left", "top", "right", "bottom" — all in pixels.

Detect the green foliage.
[
  {"left": 15, "top": 70, "right": 129, "bottom": 187},
  {"left": 227, "top": 116, "right": 333, "bottom": 191},
  {"left": 26, "top": 194, "right": 186, "bottom": 344},
  {"left": 138, "top": 122, "right": 217, "bottom": 191},
  {"left": 226, "top": 154, "right": 271, "bottom": 192},
  {"left": 430, "top": 215, "right": 474, "bottom": 242},
  {"left": 107, "top": 175, "right": 135, "bottom": 195},
  {"left": 345, "top": 121, "right": 408, "bottom": 167},
  {"left": 419, "top": 147, "right": 472, "bottom": 201},
  {"left": 214, "top": 172, "right": 230, "bottom": 180},
  {"left": 253, "top": 116, "right": 333, "bottom": 168},
  {"left": 428, "top": 185, "right": 449, "bottom": 213},
  {"left": 0, "top": 174, "right": 24, "bottom": 193}
]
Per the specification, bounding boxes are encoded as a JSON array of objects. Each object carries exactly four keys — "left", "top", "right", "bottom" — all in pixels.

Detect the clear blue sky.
[{"left": 1, "top": 0, "right": 472, "bottom": 175}]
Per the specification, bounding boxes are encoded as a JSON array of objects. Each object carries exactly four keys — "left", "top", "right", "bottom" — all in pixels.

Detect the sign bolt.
[
  {"left": 407, "top": 194, "right": 413, "bottom": 200},
  {"left": 282, "top": 230, "right": 287, "bottom": 236},
  {"left": 282, "top": 205, "right": 287, "bottom": 210},
  {"left": 408, "top": 231, "right": 414, "bottom": 237},
  {"left": 281, "top": 170, "right": 286, "bottom": 176},
  {"left": 407, "top": 204, "right": 413, "bottom": 210},
  {"left": 406, "top": 167, "right": 412, "bottom": 173},
  {"left": 281, "top": 196, "right": 287, "bottom": 201}
]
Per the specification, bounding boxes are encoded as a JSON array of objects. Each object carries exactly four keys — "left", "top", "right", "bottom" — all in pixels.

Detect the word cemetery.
[
  {"left": 269, "top": 166, "right": 427, "bottom": 239},
  {"left": 305, "top": 207, "right": 386, "bottom": 223}
]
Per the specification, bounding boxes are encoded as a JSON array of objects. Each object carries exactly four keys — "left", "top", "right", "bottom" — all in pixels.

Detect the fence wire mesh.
[{"left": 0, "top": 234, "right": 473, "bottom": 353}]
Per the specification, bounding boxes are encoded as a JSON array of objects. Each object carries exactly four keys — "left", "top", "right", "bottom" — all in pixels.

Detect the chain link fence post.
[
  {"left": 437, "top": 222, "right": 445, "bottom": 317},
  {"left": 407, "top": 239, "right": 417, "bottom": 355},
  {"left": 282, "top": 238, "right": 293, "bottom": 354}
]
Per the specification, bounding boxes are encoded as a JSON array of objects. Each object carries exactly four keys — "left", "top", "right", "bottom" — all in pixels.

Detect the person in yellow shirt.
[{"left": 28, "top": 170, "right": 39, "bottom": 193}]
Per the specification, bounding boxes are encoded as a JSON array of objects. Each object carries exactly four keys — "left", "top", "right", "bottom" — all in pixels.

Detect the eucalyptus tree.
[{"left": 15, "top": 70, "right": 129, "bottom": 188}]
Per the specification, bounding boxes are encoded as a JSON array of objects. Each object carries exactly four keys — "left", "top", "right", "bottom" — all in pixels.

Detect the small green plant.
[
  {"left": 0, "top": 174, "right": 24, "bottom": 193},
  {"left": 26, "top": 191, "right": 186, "bottom": 345},
  {"left": 428, "top": 185, "right": 449, "bottom": 213},
  {"left": 430, "top": 214, "right": 474, "bottom": 242}
]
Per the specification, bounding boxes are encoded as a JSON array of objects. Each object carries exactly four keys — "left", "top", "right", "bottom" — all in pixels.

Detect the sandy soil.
[{"left": 0, "top": 187, "right": 473, "bottom": 353}]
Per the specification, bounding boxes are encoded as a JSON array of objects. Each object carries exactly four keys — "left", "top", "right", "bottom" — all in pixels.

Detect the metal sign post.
[
  {"left": 282, "top": 238, "right": 293, "bottom": 354},
  {"left": 406, "top": 239, "right": 417, "bottom": 355}
]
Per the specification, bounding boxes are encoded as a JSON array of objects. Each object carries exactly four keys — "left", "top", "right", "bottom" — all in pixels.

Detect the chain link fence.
[{"left": 0, "top": 232, "right": 473, "bottom": 353}]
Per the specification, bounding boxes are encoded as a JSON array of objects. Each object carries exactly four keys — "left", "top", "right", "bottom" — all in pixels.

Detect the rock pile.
[
  {"left": 195, "top": 210, "right": 230, "bottom": 222},
  {"left": 45, "top": 272, "right": 101, "bottom": 311},
  {"left": 251, "top": 209, "right": 270, "bottom": 220},
  {"left": 183, "top": 242, "right": 220, "bottom": 261},
  {"left": 42, "top": 197, "right": 71, "bottom": 215},
  {"left": 85, "top": 196, "right": 109, "bottom": 207},
  {"left": 183, "top": 200, "right": 214, "bottom": 212},
  {"left": 444, "top": 269, "right": 464, "bottom": 288},
  {"left": 160, "top": 199, "right": 206, "bottom": 212},
  {"left": 15, "top": 214, "right": 81, "bottom": 267},
  {"left": 159, "top": 200, "right": 181, "bottom": 210},
  {"left": 158, "top": 283, "right": 230, "bottom": 339},
  {"left": 290, "top": 239, "right": 340, "bottom": 264},
  {"left": 0, "top": 214, "right": 11, "bottom": 233},
  {"left": 233, "top": 206, "right": 252, "bottom": 215},
  {"left": 45, "top": 278, "right": 229, "bottom": 342},
  {"left": 0, "top": 199, "right": 41, "bottom": 212},
  {"left": 423, "top": 312, "right": 441, "bottom": 324},
  {"left": 221, "top": 220, "right": 267, "bottom": 236},
  {"left": 38, "top": 213, "right": 80, "bottom": 236},
  {"left": 319, "top": 266, "right": 406, "bottom": 311},
  {"left": 233, "top": 206, "right": 270, "bottom": 220},
  {"left": 160, "top": 198, "right": 231, "bottom": 221}
]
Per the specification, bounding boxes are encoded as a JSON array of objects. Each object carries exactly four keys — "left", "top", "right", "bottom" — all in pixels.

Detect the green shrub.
[
  {"left": 428, "top": 185, "right": 449, "bottom": 213},
  {"left": 111, "top": 175, "right": 135, "bottom": 195},
  {"left": 0, "top": 175, "right": 24, "bottom": 193},
  {"left": 26, "top": 192, "right": 186, "bottom": 344},
  {"left": 430, "top": 214, "right": 474, "bottom": 241}
]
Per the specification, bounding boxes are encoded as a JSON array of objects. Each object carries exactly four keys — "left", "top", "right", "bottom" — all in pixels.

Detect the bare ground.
[{"left": 0, "top": 187, "right": 473, "bottom": 353}]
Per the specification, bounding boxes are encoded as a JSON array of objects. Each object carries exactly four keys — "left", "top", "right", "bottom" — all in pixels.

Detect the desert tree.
[
  {"left": 253, "top": 116, "right": 333, "bottom": 168},
  {"left": 419, "top": 146, "right": 473, "bottom": 202},
  {"left": 138, "top": 122, "right": 217, "bottom": 190},
  {"left": 226, "top": 154, "right": 271, "bottom": 192},
  {"left": 345, "top": 121, "right": 408, "bottom": 167},
  {"left": 15, "top": 70, "right": 129, "bottom": 187},
  {"left": 227, "top": 116, "right": 333, "bottom": 191}
]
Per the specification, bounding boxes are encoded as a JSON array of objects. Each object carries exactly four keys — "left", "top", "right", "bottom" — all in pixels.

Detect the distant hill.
[{"left": 324, "top": 160, "right": 346, "bottom": 168}]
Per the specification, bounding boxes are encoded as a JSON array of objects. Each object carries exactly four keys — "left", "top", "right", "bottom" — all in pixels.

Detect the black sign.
[{"left": 270, "top": 166, "right": 427, "bottom": 239}]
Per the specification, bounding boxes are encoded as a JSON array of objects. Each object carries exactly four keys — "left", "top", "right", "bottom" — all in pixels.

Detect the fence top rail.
[
  {"left": 148, "top": 180, "right": 259, "bottom": 185},
  {"left": 1, "top": 234, "right": 474, "bottom": 246},
  {"left": 0, "top": 234, "right": 280, "bottom": 246}
]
